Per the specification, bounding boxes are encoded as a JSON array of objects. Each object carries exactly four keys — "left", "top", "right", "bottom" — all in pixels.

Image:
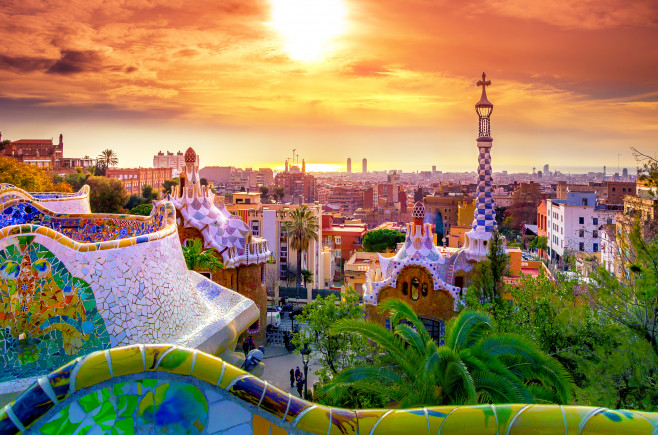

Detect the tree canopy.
[
  {"left": 0, "top": 156, "right": 72, "bottom": 192},
  {"left": 362, "top": 228, "right": 405, "bottom": 253},
  {"left": 86, "top": 176, "right": 126, "bottom": 213}
]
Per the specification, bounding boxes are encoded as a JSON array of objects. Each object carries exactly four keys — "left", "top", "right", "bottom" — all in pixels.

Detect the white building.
[
  {"left": 153, "top": 150, "right": 198, "bottom": 177},
  {"left": 547, "top": 191, "right": 617, "bottom": 264}
]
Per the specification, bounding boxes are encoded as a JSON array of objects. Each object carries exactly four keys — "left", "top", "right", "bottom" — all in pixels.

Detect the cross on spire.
[{"left": 477, "top": 72, "right": 491, "bottom": 88}]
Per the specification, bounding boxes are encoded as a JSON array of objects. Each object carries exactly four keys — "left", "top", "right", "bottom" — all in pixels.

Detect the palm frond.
[{"left": 444, "top": 310, "right": 493, "bottom": 352}]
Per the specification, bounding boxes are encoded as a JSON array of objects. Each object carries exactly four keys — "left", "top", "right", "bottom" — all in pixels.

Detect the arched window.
[
  {"left": 411, "top": 278, "right": 419, "bottom": 300},
  {"left": 421, "top": 282, "right": 428, "bottom": 297},
  {"left": 402, "top": 282, "right": 408, "bottom": 296}
]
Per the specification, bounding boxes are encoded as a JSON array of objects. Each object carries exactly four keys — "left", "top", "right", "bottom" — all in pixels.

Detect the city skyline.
[{"left": 1, "top": 0, "right": 656, "bottom": 172}]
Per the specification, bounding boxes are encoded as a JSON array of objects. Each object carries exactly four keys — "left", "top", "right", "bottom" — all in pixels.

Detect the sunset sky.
[{"left": 1, "top": 0, "right": 657, "bottom": 173}]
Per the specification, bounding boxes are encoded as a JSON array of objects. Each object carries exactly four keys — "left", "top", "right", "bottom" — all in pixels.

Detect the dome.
[
  {"left": 185, "top": 147, "right": 197, "bottom": 163},
  {"left": 412, "top": 201, "right": 425, "bottom": 220}
]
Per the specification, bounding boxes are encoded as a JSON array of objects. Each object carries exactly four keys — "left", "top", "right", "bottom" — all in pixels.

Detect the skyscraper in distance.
[
  {"left": 362, "top": 158, "right": 367, "bottom": 173},
  {"left": 347, "top": 158, "right": 351, "bottom": 173},
  {"left": 543, "top": 164, "right": 549, "bottom": 176}
]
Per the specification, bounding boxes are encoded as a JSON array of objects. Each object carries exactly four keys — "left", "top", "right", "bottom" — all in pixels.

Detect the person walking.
[
  {"left": 247, "top": 335, "right": 255, "bottom": 353},
  {"left": 242, "top": 338, "right": 249, "bottom": 357},
  {"left": 296, "top": 375, "right": 304, "bottom": 398},
  {"left": 289, "top": 369, "right": 295, "bottom": 388},
  {"left": 283, "top": 331, "right": 291, "bottom": 352}
]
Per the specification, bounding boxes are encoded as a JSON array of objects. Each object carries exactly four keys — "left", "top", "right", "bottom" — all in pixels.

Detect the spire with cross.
[{"left": 475, "top": 72, "right": 493, "bottom": 138}]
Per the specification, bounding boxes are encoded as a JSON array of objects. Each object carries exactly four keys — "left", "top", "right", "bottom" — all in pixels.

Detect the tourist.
[
  {"left": 283, "top": 330, "right": 291, "bottom": 352},
  {"left": 296, "top": 375, "right": 304, "bottom": 398},
  {"left": 290, "top": 368, "right": 295, "bottom": 388},
  {"left": 242, "top": 338, "right": 250, "bottom": 357},
  {"left": 294, "top": 366, "right": 301, "bottom": 380}
]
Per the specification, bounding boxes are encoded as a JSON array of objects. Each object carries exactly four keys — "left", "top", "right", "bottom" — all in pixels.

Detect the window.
[
  {"left": 579, "top": 242, "right": 585, "bottom": 252},
  {"left": 334, "top": 236, "right": 341, "bottom": 245},
  {"left": 582, "top": 198, "right": 588, "bottom": 206},
  {"left": 612, "top": 187, "right": 616, "bottom": 192},
  {"left": 421, "top": 282, "right": 429, "bottom": 297},
  {"left": 592, "top": 217, "right": 598, "bottom": 225},
  {"left": 261, "top": 264, "right": 266, "bottom": 284},
  {"left": 593, "top": 243, "right": 599, "bottom": 252},
  {"left": 593, "top": 230, "right": 598, "bottom": 239},
  {"left": 579, "top": 217, "right": 584, "bottom": 224},
  {"left": 182, "top": 239, "right": 194, "bottom": 247},
  {"left": 579, "top": 229, "right": 584, "bottom": 238},
  {"left": 607, "top": 218, "right": 613, "bottom": 225},
  {"left": 402, "top": 282, "right": 408, "bottom": 296},
  {"left": 411, "top": 278, "right": 420, "bottom": 300}
]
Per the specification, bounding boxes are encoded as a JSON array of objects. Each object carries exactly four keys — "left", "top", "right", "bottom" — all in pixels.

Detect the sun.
[{"left": 269, "top": 0, "right": 347, "bottom": 61}]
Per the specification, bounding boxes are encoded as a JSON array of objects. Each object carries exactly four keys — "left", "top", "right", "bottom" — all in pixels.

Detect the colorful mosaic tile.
[
  {"left": 1, "top": 345, "right": 656, "bottom": 435},
  {"left": 0, "top": 184, "right": 90, "bottom": 214},
  {"left": 0, "top": 236, "right": 110, "bottom": 384}
]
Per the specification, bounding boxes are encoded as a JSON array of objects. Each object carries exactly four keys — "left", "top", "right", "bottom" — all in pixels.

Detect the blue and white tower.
[{"left": 464, "top": 72, "right": 497, "bottom": 258}]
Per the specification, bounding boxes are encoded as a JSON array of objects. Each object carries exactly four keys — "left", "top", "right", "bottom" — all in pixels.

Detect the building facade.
[
  {"left": 106, "top": 167, "right": 173, "bottom": 196},
  {"left": 153, "top": 150, "right": 198, "bottom": 176},
  {"left": 2, "top": 134, "right": 64, "bottom": 168},
  {"left": 546, "top": 192, "right": 618, "bottom": 264}
]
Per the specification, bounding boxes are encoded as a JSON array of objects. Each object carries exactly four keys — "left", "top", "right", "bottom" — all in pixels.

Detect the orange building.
[
  {"left": 2, "top": 134, "right": 64, "bottom": 168},
  {"left": 106, "top": 167, "right": 173, "bottom": 196}
]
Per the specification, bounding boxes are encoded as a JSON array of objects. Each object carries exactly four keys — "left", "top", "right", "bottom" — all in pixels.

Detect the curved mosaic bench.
[
  {"left": 0, "top": 201, "right": 258, "bottom": 397},
  {"left": 0, "top": 184, "right": 90, "bottom": 214},
  {"left": 1, "top": 345, "right": 656, "bottom": 435}
]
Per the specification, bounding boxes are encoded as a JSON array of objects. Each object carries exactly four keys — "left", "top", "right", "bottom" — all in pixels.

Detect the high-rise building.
[
  {"left": 543, "top": 164, "right": 549, "bottom": 176},
  {"left": 432, "top": 165, "right": 437, "bottom": 173},
  {"left": 463, "top": 72, "right": 497, "bottom": 259},
  {"left": 362, "top": 158, "right": 367, "bottom": 174},
  {"left": 153, "top": 150, "right": 197, "bottom": 176},
  {"left": 347, "top": 158, "right": 351, "bottom": 173},
  {"left": 622, "top": 168, "right": 629, "bottom": 177}
]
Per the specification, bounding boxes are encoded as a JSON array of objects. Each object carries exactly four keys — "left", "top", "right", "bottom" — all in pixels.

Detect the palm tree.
[
  {"left": 97, "top": 149, "right": 119, "bottom": 168},
  {"left": 301, "top": 269, "right": 313, "bottom": 288},
  {"left": 182, "top": 239, "right": 224, "bottom": 271},
  {"left": 282, "top": 205, "right": 319, "bottom": 288},
  {"left": 323, "top": 299, "right": 572, "bottom": 408}
]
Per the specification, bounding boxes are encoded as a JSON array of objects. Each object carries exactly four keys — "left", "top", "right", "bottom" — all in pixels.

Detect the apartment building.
[
  {"left": 106, "top": 167, "right": 173, "bottom": 196},
  {"left": 546, "top": 191, "right": 618, "bottom": 264}
]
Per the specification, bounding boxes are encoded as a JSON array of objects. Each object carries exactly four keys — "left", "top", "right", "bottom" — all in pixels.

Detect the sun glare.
[{"left": 269, "top": 0, "right": 347, "bottom": 61}]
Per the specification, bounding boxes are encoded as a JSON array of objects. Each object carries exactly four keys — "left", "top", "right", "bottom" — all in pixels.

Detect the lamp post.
[{"left": 301, "top": 344, "right": 311, "bottom": 399}]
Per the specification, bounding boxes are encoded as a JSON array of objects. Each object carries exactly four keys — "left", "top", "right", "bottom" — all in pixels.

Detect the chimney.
[{"left": 59, "top": 134, "right": 63, "bottom": 146}]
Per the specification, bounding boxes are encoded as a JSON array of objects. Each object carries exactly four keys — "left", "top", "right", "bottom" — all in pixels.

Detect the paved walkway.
[{"left": 260, "top": 345, "right": 320, "bottom": 398}]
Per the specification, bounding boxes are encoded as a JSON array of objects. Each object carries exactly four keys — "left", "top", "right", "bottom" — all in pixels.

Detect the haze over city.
[{"left": 1, "top": 0, "right": 657, "bottom": 172}]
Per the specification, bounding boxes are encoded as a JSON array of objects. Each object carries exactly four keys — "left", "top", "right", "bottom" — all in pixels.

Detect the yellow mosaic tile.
[
  {"left": 372, "top": 409, "right": 429, "bottom": 435},
  {"left": 271, "top": 423, "right": 288, "bottom": 435},
  {"left": 508, "top": 405, "right": 567, "bottom": 435},
  {"left": 157, "top": 348, "right": 195, "bottom": 375},
  {"left": 191, "top": 352, "right": 223, "bottom": 385},
  {"left": 217, "top": 361, "right": 246, "bottom": 389},
  {"left": 110, "top": 345, "right": 145, "bottom": 378},
  {"left": 295, "top": 405, "right": 331, "bottom": 434},
  {"left": 581, "top": 410, "right": 653, "bottom": 434},
  {"left": 438, "top": 405, "right": 498, "bottom": 435},
  {"left": 144, "top": 344, "right": 174, "bottom": 371},
  {"left": 355, "top": 409, "right": 389, "bottom": 435},
  {"left": 74, "top": 352, "right": 112, "bottom": 391},
  {"left": 253, "top": 414, "right": 271, "bottom": 433}
]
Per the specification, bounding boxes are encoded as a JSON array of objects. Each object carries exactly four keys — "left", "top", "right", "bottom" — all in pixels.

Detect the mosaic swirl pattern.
[
  {"left": 0, "top": 185, "right": 90, "bottom": 214},
  {"left": 0, "top": 200, "right": 167, "bottom": 243},
  {"left": 1, "top": 345, "right": 656, "bottom": 434}
]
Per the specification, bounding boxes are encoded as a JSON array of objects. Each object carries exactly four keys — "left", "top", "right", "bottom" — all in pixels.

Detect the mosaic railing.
[
  {"left": 0, "top": 201, "right": 258, "bottom": 396},
  {"left": 0, "top": 199, "right": 168, "bottom": 244},
  {"left": 1, "top": 345, "right": 656, "bottom": 434},
  {"left": 0, "top": 185, "right": 91, "bottom": 214}
]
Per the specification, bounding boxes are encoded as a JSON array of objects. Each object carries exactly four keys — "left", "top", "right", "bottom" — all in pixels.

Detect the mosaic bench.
[
  {"left": 0, "top": 200, "right": 258, "bottom": 397},
  {"left": 0, "top": 185, "right": 90, "bottom": 214},
  {"left": 1, "top": 344, "right": 656, "bottom": 434}
]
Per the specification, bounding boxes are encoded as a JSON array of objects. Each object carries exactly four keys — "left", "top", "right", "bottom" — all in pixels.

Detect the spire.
[{"left": 475, "top": 72, "right": 493, "bottom": 138}]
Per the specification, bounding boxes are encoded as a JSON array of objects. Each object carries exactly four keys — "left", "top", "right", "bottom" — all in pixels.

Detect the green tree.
[
  {"left": 632, "top": 147, "right": 658, "bottom": 194},
  {"left": 324, "top": 299, "right": 573, "bottom": 408},
  {"left": 259, "top": 185, "right": 269, "bottom": 202},
  {"left": 291, "top": 288, "right": 370, "bottom": 383},
  {"left": 86, "top": 176, "right": 126, "bottom": 213},
  {"left": 0, "top": 156, "right": 72, "bottom": 192},
  {"left": 0, "top": 139, "right": 10, "bottom": 152},
  {"left": 141, "top": 184, "right": 158, "bottom": 200},
  {"left": 529, "top": 235, "right": 548, "bottom": 252},
  {"left": 283, "top": 205, "right": 319, "bottom": 288},
  {"left": 467, "top": 228, "right": 509, "bottom": 305},
  {"left": 63, "top": 169, "right": 90, "bottom": 191},
  {"left": 592, "top": 223, "right": 658, "bottom": 358},
  {"left": 97, "top": 149, "right": 118, "bottom": 168},
  {"left": 301, "top": 269, "right": 313, "bottom": 288},
  {"left": 200, "top": 177, "right": 208, "bottom": 186},
  {"left": 124, "top": 194, "right": 146, "bottom": 210},
  {"left": 274, "top": 186, "right": 285, "bottom": 202},
  {"left": 182, "top": 239, "right": 224, "bottom": 271},
  {"left": 162, "top": 178, "right": 179, "bottom": 196},
  {"left": 362, "top": 229, "right": 405, "bottom": 253},
  {"left": 129, "top": 203, "right": 153, "bottom": 216}
]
